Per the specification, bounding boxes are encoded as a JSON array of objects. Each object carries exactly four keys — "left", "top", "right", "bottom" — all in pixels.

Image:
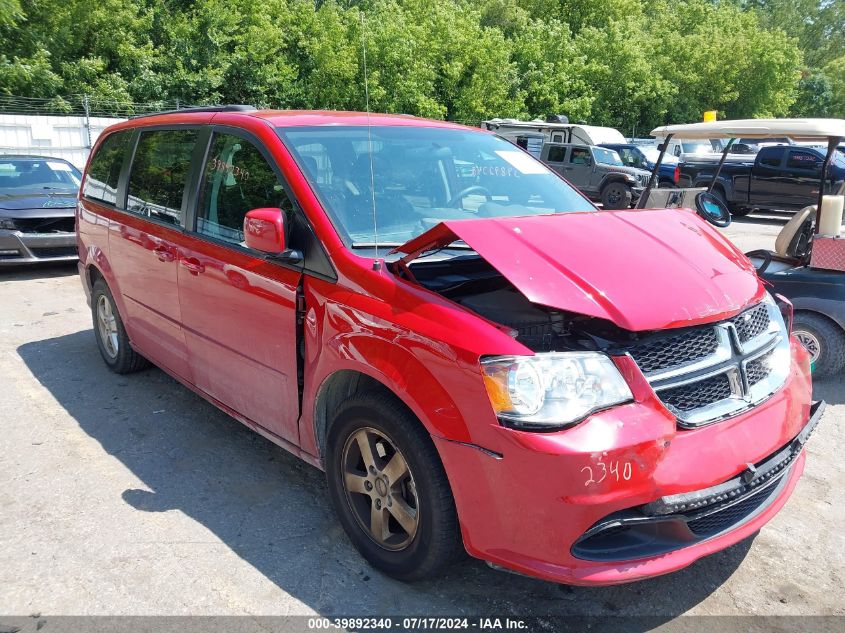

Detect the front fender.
[
  {"left": 299, "top": 280, "right": 500, "bottom": 460},
  {"left": 600, "top": 174, "right": 634, "bottom": 189}
]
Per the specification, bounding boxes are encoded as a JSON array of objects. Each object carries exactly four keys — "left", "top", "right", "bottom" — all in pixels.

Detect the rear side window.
[
  {"left": 126, "top": 129, "right": 198, "bottom": 225},
  {"left": 546, "top": 146, "right": 566, "bottom": 162},
  {"left": 786, "top": 150, "right": 821, "bottom": 171},
  {"left": 196, "top": 132, "right": 293, "bottom": 245},
  {"left": 757, "top": 147, "right": 784, "bottom": 167},
  {"left": 84, "top": 131, "right": 131, "bottom": 203}
]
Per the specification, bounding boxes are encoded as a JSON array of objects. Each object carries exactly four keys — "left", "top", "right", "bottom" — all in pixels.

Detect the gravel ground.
[{"left": 0, "top": 215, "right": 843, "bottom": 623}]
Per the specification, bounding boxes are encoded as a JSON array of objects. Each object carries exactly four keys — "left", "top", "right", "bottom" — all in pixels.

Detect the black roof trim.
[{"left": 130, "top": 105, "right": 257, "bottom": 120}]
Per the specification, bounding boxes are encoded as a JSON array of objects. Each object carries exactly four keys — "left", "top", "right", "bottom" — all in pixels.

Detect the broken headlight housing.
[{"left": 481, "top": 352, "right": 633, "bottom": 430}]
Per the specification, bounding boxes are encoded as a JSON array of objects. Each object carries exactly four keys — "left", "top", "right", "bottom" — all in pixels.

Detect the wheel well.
[
  {"left": 794, "top": 309, "right": 845, "bottom": 333},
  {"left": 87, "top": 265, "right": 104, "bottom": 289},
  {"left": 314, "top": 370, "right": 414, "bottom": 458},
  {"left": 601, "top": 176, "right": 628, "bottom": 189}
]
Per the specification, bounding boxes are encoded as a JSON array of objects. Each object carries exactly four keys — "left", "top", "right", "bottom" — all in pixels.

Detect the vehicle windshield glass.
[
  {"left": 593, "top": 148, "right": 624, "bottom": 166},
  {"left": 278, "top": 126, "right": 595, "bottom": 247},
  {"left": 681, "top": 141, "right": 714, "bottom": 155},
  {"left": 641, "top": 146, "right": 677, "bottom": 164},
  {"left": 0, "top": 158, "right": 81, "bottom": 191}
]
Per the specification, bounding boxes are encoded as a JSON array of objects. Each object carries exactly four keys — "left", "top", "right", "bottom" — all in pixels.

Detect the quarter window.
[
  {"left": 546, "top": 146, "right": 566, "bottom": 163},
  {"left": 196, "top": 133, "right": 293, "bottom": 245},
  {"left": 84, "top": 131, "right": 131, "bottom": 204},
  {"left": 126, "top": 129, "right": 197, "bottom": 225}
]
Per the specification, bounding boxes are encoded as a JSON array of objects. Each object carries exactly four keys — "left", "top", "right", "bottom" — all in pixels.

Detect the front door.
[
  {"left": 565, "top": 146, "right": 594, "bottom": 194},
  {"left": 177, "top": 130, "right": 303, "bottom": 444}
]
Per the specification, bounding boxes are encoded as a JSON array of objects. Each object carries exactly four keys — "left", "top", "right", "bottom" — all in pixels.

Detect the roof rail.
[{"left": 130, "top": 104, "right": 256, "bottom": 119}]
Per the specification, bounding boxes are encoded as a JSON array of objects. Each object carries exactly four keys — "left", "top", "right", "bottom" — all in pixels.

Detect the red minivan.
[{"left": 76, "top": 106, "right": 821, "bottom": 585}]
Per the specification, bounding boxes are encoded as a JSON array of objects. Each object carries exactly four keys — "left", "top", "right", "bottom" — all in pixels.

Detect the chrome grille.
[
  {"left": 660, "top": 374, "right": 733, "bottom": 412},
  {"left": 727, "top": 303, "right": 770, "bottom": 343},
  {"left": 629, "top": 328, "right": 719, "bottom": 374},
  {"left": 746, "top": 349, "right": 774, "bottom": 387},
  {"left": 628, "top": 299, "right": 790, "bottom": 428}
]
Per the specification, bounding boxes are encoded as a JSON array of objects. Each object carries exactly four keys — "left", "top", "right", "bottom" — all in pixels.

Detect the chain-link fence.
[{"left": 0, "top": 94, "right": 216, "bottom": 118}]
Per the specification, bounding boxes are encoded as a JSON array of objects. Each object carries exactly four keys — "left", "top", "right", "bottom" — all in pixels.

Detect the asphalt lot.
[{"left": 1, "top": 214, "right": 843, "bottom": 622}]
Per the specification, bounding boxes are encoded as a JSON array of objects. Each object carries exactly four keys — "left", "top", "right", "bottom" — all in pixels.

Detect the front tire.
[
  {"left": 793, "top": 312, "right": 845, "bottom": 377},
  {"left": 601, "top": 182, "right": 633, "bottom": 209},
  {"left": 91, "top": 279, "right": 149, "bottom": 374},
  {"left": 325, "top": 392, "right": 462, "bottom": 581}
]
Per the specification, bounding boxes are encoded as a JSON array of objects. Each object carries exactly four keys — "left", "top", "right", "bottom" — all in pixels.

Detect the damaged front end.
[{"left": 390, "top": 210, "right": 793, "bottom": 431}]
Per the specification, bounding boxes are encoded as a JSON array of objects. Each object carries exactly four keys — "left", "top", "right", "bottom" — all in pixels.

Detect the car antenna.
[{"left": 360, "top": 11, "right": 381, "bottom": 271}]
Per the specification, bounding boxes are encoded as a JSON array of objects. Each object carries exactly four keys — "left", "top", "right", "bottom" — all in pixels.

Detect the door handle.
[
  {"left": 180, "top": 257, "right": 205, "bottom": 275},
  {"left": 153, "top": 245, "right": 175, "bottom": 262}
]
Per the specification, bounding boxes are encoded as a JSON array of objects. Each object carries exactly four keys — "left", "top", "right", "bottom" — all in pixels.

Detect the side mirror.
[{"left": 244, "top": 207, "right": 286, "bottom": 254}]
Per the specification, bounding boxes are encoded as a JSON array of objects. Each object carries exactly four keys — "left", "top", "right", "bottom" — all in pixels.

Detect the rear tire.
[
  {"left": 793, "top": 312, "right": 845, "bottom": 377},
  {"left": 325, "top": 392, "right": 463, "bottom": 581},
  {"left": 91, "top": 279, "right": 149, "bottom": 374},
  {"left": 601, "top": 182, "right": 633, "bottom": 209},
  {"left": 730, "top": 206, "right": 754, "bottom": 217}
]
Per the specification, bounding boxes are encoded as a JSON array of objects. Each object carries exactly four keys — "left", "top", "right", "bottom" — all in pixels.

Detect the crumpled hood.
[
  {"left": 393, "top": 209, "right": 765, "bottom": 332},
  {"left": 0, "top": 192, "right": 77, "bottom": 212}
]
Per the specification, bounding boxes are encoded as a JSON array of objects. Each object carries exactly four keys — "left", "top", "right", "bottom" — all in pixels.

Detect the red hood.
[{"left": 393, "top": 209, "right": 765, "bottom": 332}]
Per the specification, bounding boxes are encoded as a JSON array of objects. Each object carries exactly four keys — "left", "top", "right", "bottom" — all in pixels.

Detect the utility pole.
[{"left": 82, "top": 94, "right": 92, "bottom": 149}]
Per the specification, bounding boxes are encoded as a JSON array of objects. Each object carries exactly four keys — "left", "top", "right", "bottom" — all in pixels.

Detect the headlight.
[
  {"left": 481, "top": 352, "right": 633, "bottom": 430},
  {"left": 0, "top": 218, "right": 16, "bottom": 230}
]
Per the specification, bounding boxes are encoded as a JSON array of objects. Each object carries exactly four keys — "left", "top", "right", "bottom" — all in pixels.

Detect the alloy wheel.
[
  {"left": 96, "top": 294, "right": 119, "bottom": 359},
  {"left": 795, "top": 330, "right": 821, "bottom": 363},
  {"left": 341, "top": 427, "right": 419, "bottom": 551}
]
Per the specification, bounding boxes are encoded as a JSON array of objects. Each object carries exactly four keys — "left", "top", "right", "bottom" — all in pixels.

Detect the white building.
[{"left": 0, "top": 113, "right": 125, "bottom": 169}]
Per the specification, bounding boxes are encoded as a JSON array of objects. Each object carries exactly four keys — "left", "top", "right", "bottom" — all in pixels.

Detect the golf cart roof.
[{"left": 650, "top": 118, "right": 845, "bottom": 141}]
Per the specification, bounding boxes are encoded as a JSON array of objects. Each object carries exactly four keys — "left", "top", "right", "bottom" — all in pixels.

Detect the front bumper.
[
  {"left": 0, "top": 228, "right": 77, "bottom": 265},
  {"left": 434, "top": 339, "right": 816, "bottom": 585}
]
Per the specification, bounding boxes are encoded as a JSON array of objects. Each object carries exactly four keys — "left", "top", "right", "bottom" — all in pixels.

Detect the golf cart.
[{"left": 640, "top": 118, "right": 845, "bottom": 375}]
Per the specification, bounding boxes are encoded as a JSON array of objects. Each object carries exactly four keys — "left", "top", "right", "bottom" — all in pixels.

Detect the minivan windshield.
[{"left": 278, "top": 126, "right": 595, "bottom": 247}]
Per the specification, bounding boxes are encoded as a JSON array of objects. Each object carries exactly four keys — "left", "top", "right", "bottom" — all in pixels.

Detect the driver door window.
[
  {"left": 569, "top": 147, "right": 591, "bottom": 165},
  {"left": 197, "top": 132, "right": 294, "bottom": 246}
]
